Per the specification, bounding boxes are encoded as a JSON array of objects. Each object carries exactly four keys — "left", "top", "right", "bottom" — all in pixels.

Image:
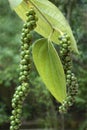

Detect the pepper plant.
[{"left": 8, "top": 0, "right": 79, "bottom": 130}]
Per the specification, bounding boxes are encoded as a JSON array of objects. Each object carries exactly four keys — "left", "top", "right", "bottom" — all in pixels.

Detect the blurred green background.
[{"left": 0, "top": 0, "right": 87, "bottom": 130}]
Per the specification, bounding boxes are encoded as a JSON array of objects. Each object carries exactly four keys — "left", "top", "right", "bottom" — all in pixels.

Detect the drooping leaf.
[
  {"left": 32, "top": 38, "right": 66, "bottom": 103},
  {"left": 9, "top": 0, "right": 78, "bottom": 53}
]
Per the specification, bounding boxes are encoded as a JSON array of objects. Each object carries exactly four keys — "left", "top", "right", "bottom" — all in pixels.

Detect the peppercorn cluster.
[
  {"left": 58, "top": 33, "right": 78, "bottom": 113},
  {"left": 10, "top": 8, "right": 38, "bottom": 130}
]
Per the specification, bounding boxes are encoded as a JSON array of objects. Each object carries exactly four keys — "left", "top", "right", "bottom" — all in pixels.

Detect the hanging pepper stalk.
[
  {"left": 10, "top": 8, "right": 38, "bottom": 130},
  {"left": 59, "top": 33, "right": 79, "bottom": 113}
]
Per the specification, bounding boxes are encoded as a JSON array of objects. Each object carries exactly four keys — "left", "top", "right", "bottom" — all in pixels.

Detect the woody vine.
[{"left": 9, "top": 0, "right": 79, "bottom": 130}]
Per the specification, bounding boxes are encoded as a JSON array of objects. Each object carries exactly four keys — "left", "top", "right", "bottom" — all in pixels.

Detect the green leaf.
[
  {"left": 12, "top": 0, "right": 78, "bottom": 53},
  {"left": 32, "top": 38, "right": 66, "bottom": 103}
]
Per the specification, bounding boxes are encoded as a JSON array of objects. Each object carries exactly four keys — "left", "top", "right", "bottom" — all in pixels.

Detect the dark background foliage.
[{"left": 0, "top": 0, "right": 87, "bottom": 130}]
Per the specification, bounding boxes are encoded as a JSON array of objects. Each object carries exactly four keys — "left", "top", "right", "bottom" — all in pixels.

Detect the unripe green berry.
[
  {"left": 27, "top": 15, "right": 35, "bottom": 22},
  {"left": 20, "top": 72, "right": 23, "bottom": 76},
  {"left": 19, "top": 75, "right": 26, "bottom": 82},
  {"left": 12, "top": 110, "right": 16, "bottom": 115},
  {"left": 10, "top": 116, "right": 15, "bottom": 121},
  {"left": 24, "top": 44, "right": 29, "bottom": 49},
  {"left": 25, "top": 50, "right": 29, "bottom": 55},
  {"left": 20, "top": 51, "right": 25, "bottom": 57},
  {"left": 21, "top": 86, "right": 26, "bottom": 92},
  {"left": 21, "top": 59, "right": 27, "bottom": 65},
  {"left": 67, "top": 40, "right": 71, "bottom": 45},
  {"left": 10, "top": 126, "right": 14, "bottom": 130},
  {"left": 11, "top": 120, "right": 15, "bottom": 125},
  {"left": 65, "top": 34, "right": 70, "bottom": 40},
  {"left": 16, "top": 113, "right": 21, "bottom": 119},
  {"left": 71, "top": 76, "right": 76, "bottom": 81},
  {"left": 30, "top": 20, "right": 36, "bottom": 26},
  {"left": 23, "top": 65, "right": 29, "bottom": 71},
  {"left": 22, "top": 28, "right": 25, "bottom": 33},
  {"left": 24, "top": 54, "right": 29, "bottom": 60},
  {"left": 66, "top": 70, "right": 71, "bottom": 74},
  {"left": 16, "top": 85, "right": 22, "bottom": 92},
  {"left": 23, "top": 23, "right": 27, "bottom": 28},
  {"left": 24, "top": 28, "right": 30, "bottom": 34},
  {"left": 26, "top": 33, "right": 32, "bottom": 40},
  {"left": 14, "top": 125, "right": 19, "bottom": 130},
  {"left": 15, "top": 118, "right": 20, "bottom": 124},
  {"left": 23, "top": 70, "right": 28, "bottom": 76},
  {"left": 62, "top": 38, "right": 67, "bottom": 43},
  {"left": 62, "top": 48, "right": 67, "bottom": 53},
  {"left": 62, "top": 43, "right": 68, "bottom": 48},
  {"left": 23, "top": 82, "right": 29, "bottom": 87},
  {"left": 67, "top": 74, "right": 71, "bottom": 79},
  {"left": 21, "top": 33, "right": 26, "bottom": 38},
  {"left": 19, "top": 91, "right": 24, "bottom": 97},
  {"left": 27, "top": 9, "right": 35, "bottom": 15},
  {"left": 12, "top": 103, "right": 16, "bottom": 108},
  {"left": 17, "top": 108, "right": 22, "bottom": 114},
  {"left": 12, "top": 98, "right": 16, "bottom": 104},
  {"left": 23, "top": 37, "right": 28, "bottom": 43},
  {"left": 15, "top": 95, "right": 20, "bottom": 101}
]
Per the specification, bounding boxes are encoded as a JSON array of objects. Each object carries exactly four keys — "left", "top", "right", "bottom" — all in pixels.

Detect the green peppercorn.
[
  {"left": 10, "top": 116, "right": 15, "bottom": 121},
  {"left": 25, "top": 50, "right": 29, "bottom": 55},
  {"left": 10, "top": 126, "right": 14, "bottom": 130},
  {"left": 16, "top": 108, "right": 22, "bottom": 114},
  {"left": 12, "top": 110, "right": 16, "bottom": 115},
  {"left": 23, "top": 70, "right": 28, "bottom": 76},
  {"left": 24, "top": 28, "right": 30, "bottom": 34},
  {"left": 27, "top": 15, "right": 35, "bottom": 22},
  {"left": 20, "top": 51, "right": 25, "bottom": 57},
  {"left": 21, "top": 33, "right": 26, "bottom": 38},
  {"left": 26, "top": 9, "right": 35, "bottom": 16},
  {"left": 24, "top": 54, "right": 29, "bottom": 60},
  {"left": 21, "top": 59, "right": 27, "bottom": 65},
  {"left": 19, "top": 91, "right": 24, "bottom": 97},
  {"left": 12, "top": 103, "right": 16, "bottom": 108},
  {"left": 19, "top": 75, "right": 26, "bottom": 82},
  {"left": 23, "top": 23, "right": 27, "bottom": 28},
  {"left": 24, "top": 44, "right": 29, "bottom": 49}
]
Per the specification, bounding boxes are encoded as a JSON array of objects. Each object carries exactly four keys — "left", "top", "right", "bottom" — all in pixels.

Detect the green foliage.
[
  {"left": 9, "top": 0, "right": 78, "bottom": 53},
  {"left": 32, "top": 38, "right": 66, "bottom": 103}
]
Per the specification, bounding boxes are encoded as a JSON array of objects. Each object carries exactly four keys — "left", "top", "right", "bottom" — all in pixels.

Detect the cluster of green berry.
[
  {"left": 58, "top": 33, "right": 78, "bottom": 113},
  {"left": 10, "top": 8, "right": 38, "bottom": 130}
]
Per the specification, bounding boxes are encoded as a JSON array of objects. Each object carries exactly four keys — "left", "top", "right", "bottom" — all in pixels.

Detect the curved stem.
[
  {"left": 48, "top": 28, "right": 54, "bottom": 42},
  {"left": 54, "top": 27, "right": 63, "bottom": 35}
]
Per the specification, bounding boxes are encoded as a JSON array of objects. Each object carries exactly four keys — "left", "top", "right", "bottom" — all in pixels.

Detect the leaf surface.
[
  {"left": 11, "top": 0, "right": 78, "bottom": 53},
  {"left": 32, "top": 38, "right": 66, "bottom": 103}
]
